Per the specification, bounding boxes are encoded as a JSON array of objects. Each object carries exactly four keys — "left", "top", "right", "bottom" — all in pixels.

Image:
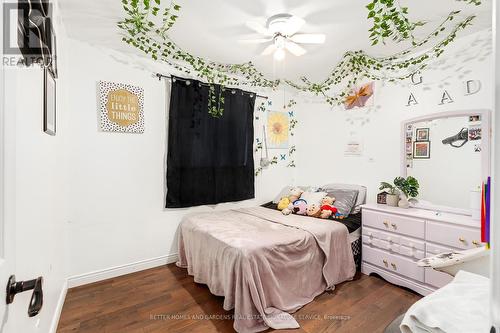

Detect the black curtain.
[{"left": 166, "top": 77, "right": 256, "bottom": 208}]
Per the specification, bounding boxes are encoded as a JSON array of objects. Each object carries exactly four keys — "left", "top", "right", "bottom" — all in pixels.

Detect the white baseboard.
[
  {"left": 49, "top": 279, "right": 68, "bottom": 333},
  {"left": 67, "top": 253, "right": 179, "bottom": 288}
]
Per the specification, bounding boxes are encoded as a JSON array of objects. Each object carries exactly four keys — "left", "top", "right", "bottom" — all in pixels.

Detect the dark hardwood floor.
[{"left": 57, "top": 264, "right": 421, "bottom": 333}]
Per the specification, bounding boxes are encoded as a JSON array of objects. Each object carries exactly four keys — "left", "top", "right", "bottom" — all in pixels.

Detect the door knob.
[{"left": 6, "top": 275, "right": 43, "bottom": 317}]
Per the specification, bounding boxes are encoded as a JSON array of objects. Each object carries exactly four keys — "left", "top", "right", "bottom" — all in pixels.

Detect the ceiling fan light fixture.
[{"left": 274, "top": 48, "right": 286, "bottom": 61}]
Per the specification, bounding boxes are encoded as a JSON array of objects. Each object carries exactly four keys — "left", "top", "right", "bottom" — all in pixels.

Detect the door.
[{"left": 0, "top": 2, "right": 17, "bottom": 332}]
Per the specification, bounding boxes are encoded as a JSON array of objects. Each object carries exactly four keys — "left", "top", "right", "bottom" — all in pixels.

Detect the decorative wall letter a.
[
  {"left": 406, "top": 93, "right": 418, "bottom": 106},
  {"left": 439, "top": 90, "right": 454, "bottom": 105}
]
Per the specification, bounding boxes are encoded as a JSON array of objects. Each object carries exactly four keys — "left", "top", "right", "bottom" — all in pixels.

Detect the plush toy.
[
  {"left": 282, "top": 203, "right": 293, "bottom": 215},
  {"left": 333, "top": 212, "right": 346, "bottom": 220},
  {"left": 320, "top": 204, "right": 338, "bottom": 219},
  {"left": 319, "top": 195, "right": 338, "bottom": 219},
  {"left": 277, "top": 197, "right": 291, "bottom": 210},
  {"left": 321, "top": 196, "right": 336, "bottom": 206},
  {"left": 292, "top": 199, "right": 308, "bottom": 215},
  {"left": 307, "top": 203, "right": 322, "bottom": 218},
  {"left": 288, "top": 187, "right": 304, "bottom": 203}
]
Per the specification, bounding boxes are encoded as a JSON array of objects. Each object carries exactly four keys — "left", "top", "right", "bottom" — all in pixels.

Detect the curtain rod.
[{"left": 154, "top": 73, "right": 268, "bottom": 100}]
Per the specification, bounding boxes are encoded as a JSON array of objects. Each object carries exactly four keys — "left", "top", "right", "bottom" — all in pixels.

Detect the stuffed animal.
[
  {"left": 319, "top": 195, "right": 338, "bottom": 219},
  {"left": 307, "top": 203, "right": 322, "bottom": 218},
  {"left": 321, "top": 196, "right": 336, "bottom": 206},
  {"left": 288, "top": 187, "right": 304, "bottom": 203},
  {"left": 292, "top": 199, "right": 308, "bottom": 215},
  {"left": 320, "top": 204, "right": 338, "bottom": 219},
  {"left": 333, "top": 212, "right": 346, "bottom": 220},
  {"left": 282, "top": 203, "right": 293, "bottom": 215},
  {"left": 320, "top": 210, "right": 332, "bottom": 219},
  {"left": 277, "top": 197, "right": 291, "bottom": 210}
]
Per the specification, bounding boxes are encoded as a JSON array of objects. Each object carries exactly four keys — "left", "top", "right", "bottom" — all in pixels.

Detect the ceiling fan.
[{"left": 239, "top": 13, "right": 326, "bottom": 61}]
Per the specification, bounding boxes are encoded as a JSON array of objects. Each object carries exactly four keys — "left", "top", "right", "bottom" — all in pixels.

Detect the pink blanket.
[{"left": 177, "top": 206, "right": 356, "bottom": 332}]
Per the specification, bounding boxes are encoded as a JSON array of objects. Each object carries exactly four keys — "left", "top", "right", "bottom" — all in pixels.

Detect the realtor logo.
[{"left": 3, "top": 0, "right": 55, "bottom": 69}]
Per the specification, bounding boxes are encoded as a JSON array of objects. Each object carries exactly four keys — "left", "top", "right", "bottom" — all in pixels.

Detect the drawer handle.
[
  {"left": 383, "top": 259, "right": 388, "bottom": 266},
  {"left": 472, "top": 240, "right": 480, "bottom": 246},
  {"left": 391, "top": 263, "right": 397, "bottom": 270},
  {"left": 383, "top": 221, "right": 389, "bottom": 227},
  {"left": 459, "top": 237, "right": 466, "bottom": 243},
  {"left": 391, "top": 223, "right": 397, "bottom": 229}
]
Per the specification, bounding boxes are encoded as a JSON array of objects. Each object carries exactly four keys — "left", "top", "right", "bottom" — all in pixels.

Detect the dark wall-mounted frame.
[
  {"left": 43, "top": 67, "right": 56, "bottom": 135},
  {"left": 413, "top": 141, "right": 430, "bottom": 159},
  {"left": 415, "top": 127, "right": 429, "bottom": 141}
]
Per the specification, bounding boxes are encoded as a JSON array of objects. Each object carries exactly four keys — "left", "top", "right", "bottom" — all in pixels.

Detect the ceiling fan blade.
[
  {"left": 282, "top": 15, "right": 305, "bottom": 36},
  {"left": 245, "top": 21, "right": 272, "bottom": 36},
  {"left": 290, "top": 33, "right": 326, "bottom": 44},
  {"left": 285, "top": 41, "right": 306, "bottom": 56},
  {"left": 261, "top": 44, "right": 277, "bottom": 56},
  {"left": 238, "top": 38, "right": 273, "bottom": 44}
]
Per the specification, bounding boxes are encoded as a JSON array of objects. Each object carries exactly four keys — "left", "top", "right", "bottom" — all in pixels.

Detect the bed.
[{"left": 176, "top": 184, "right": 365, "bottom": 332}]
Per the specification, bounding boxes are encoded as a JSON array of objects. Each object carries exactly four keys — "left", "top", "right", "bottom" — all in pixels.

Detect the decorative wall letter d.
[
  {"left": 406, "top": 93, "right": 418, "bottom": 106},
  {"left": 465, "top": 80, "right": 481, "bottom": 95},
  {"left": 439, "top": 90, "right": 454, "bottom": 105}
]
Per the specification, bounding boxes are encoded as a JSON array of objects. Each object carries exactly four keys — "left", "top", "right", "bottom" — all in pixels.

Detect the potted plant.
[
  {"left": 379, "top": 181, "right": 399, "bottom": 207},
  {"left": 394, "top": 176, "right": 419, "bottom": 208}
]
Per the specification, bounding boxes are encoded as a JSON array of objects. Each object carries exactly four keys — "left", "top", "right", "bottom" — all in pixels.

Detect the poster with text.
[{"left": 98, "top": 81, "right": 144, "bottom": 133}]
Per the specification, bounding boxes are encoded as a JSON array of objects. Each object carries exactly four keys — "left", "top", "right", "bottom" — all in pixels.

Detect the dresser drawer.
[
  {"left": 363, "top": 226, "right": 400, "bottom": 244},
  {"left": 363, "top": 245, "right": 424, "bottom": 282},
  {"left": 363, "top": 210, "right": 425, "bottom": 238},
  {"left": 362, "top": 227, "right": 399, "bottom": 252},
  {"left": 424, "top": 243, "right": 458, "bottom": 288},
  {"left": 426, "top": 222, "right": 482, "bottom": 250},
  {"left": 399, "top": 245, "right": 425, "bottom": 260},
  {"left": 399, "top": 235, "right": 425, "bottom": 251},
  {"left": 426, "top": 243, "right": 455, "bottom": 255},
  {"left": 425, "top": 268, "right": 453, "bottom": 288}
]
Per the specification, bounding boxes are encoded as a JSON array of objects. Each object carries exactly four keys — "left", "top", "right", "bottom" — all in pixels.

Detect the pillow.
[
  {"left": 300, "top": 191, "right": 327, "bottom": 206},
  {"left": 272, "top": 185, "right": 315, "bottom": 204},
  {"left": 324, "top": 189, "right": 359, "bottom": 216},
  {"left": 320, "top": 183, "right": 367, "bottom": 214}
]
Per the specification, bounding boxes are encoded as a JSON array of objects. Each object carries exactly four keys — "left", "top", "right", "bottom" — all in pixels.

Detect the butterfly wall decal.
[{"left": 344, "top": 82, "right": 374, "bottom": 110}]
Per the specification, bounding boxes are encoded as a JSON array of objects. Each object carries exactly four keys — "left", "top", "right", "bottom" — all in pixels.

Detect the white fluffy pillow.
[{"left": 300, "top": 191, "right": 327, "bottom": 206}]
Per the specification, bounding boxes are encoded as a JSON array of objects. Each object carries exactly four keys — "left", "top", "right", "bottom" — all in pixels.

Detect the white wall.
[
  {"left": 63, "top": 39, "right": 295, "bottom": 278},
  {"left": 3, "top": 2, "right": 69, "bottom": 332},
  {"left": 492, "top": 0, "right": 499, "bottom": 329},
  {"left": 294, "top": 29, "right": 493, "bottom": 208}
]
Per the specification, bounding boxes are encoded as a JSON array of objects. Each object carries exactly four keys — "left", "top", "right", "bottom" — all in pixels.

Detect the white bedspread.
[{"left": 400, "top": 270, "right": 490, "bottom": 333}]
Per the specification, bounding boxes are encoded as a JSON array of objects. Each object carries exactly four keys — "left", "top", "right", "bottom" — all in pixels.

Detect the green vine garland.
[
  {"left": 366, "top": 0, "right": 424, "bottom": 46},
  {"left": 118, "top": 0, "right": 478, "bottom": 108},
  {"left": 366, "top": 0, "right": 480, "bottom": 45}
]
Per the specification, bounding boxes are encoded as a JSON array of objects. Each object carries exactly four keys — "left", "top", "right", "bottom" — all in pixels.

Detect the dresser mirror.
[{"left": 401, "top": 110, "right": 491, "bottom": 216}]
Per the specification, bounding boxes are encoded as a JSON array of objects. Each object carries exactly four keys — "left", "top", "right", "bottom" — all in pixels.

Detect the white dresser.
[{"left": 361, "top": 203, "right": 483, "bottom": 295}]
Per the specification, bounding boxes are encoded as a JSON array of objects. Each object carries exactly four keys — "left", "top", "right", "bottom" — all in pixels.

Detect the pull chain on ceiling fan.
[{"left": 239, "top": 13, "right": 326, "bottom": 61}]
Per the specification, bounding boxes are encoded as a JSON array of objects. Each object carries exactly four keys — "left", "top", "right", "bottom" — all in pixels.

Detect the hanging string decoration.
[{"left": 118, "top": 0, "right": 479, "bottom": 108}]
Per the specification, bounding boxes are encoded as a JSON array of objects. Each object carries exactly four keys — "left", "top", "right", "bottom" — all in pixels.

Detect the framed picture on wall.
[
  {"left": 415, "top": 128, "right": 429, "bottom": 141},
  {"left": 43, "top": 67, "right": 56, "bottom": 136},
  {"left": 413, "top": 141, "right": 430, "bottom": 159}
]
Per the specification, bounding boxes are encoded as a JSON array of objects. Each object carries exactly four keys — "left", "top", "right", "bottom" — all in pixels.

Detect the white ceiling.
[{"left": 59, "top": 0, "right": 492, "bottom": 82}]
